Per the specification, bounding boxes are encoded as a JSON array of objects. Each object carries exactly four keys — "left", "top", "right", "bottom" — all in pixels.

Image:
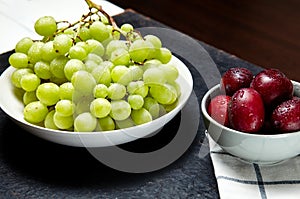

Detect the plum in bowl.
[{"left": 201, "top": 80, "right": 300, "bottom": 165}]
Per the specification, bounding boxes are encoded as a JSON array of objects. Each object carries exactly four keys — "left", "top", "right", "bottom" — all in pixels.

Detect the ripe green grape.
[
  {"left": 53, "top": 111, "right": 74, "bottom": 130},
  {"left": 129, "top": 39, "right": 153, "bottom": 63},
  {"left": 128, "top": 94, "right": 144, "bottom": 110},
  {"left": 111, "top": 65, "right": 131, "bottom": 84},
  {"left": 15, "top": 37, "right": 34, "bottom": 54},
  {"left": 34, "top": 61, "right": 52, "bottom": 79},
  {"left": 128, "top": 65, "right": 143, "bottom": 81},
  {"left": 74, "top": 112, "right": 97, "bottom": 132},
  {"left": 91, "top": 65, "right": 111, "bottom": 86},
  {"left": 144, "top": 35, "right": 162, "bottom": 49},
  {"left": 36, "top": 82, "right": 60, "bottom": 106},
  {"left": 69, "top": 45, "right": 87, "bottom": 60},
  {"left": 107, "top": 83, "right": 126, "bottom": 100},
  {"left": 131, "top": 108, "right": 152, "bottom": 125},
  {"left": 23, "top": 91, "right": 38, "bottom": 105},
  {"left": 110, "top": 100, "right": 131, "bottom": 121},
  {"left": 97, "top": 116, "right": 115, "bottom": 131},
  {"left": 64, "top": 59, "right": 85, "bottom": 80},
  {"left": 93, "top": 84, "right": 108, "bottom": 98},
  {"left": 44, "top": 110, "right": 59, "bottom": 130},
  {"left": 11, "top": 68, "right": 33, "bottom": 88},
  {"left": 149, "top": 83, "right": 178, "bottom": 105},
  {"left": 90, "top": 98, "right": 111, "bottom": 118},
  {"left": 59, "top": 82, "right": 74, "bottom": 100},
  {"left": 110, "top": 48, "right": 130, "bottom": 66},
  {"left": 143, "top": 97, "right": 160, "bottom": 119},
  {"left": 78, "top": 26, "right": 91, "bottom": 41},
  {"left": 158, "top": 63, "right": 178, "bottom": 83},
  {"left": 34, "top": 16, "right": 57, "bottom": 36},
  {"left": 143, "top": 67, "right": 167, "bottom": 85},
  {"left": 115, "top": 117, "right": 135, "bottom": 129},
  {"left": 157, "top": 47, "right": 172, "bottom": 64},
  {"left": 86, "top": 39, "right": 105, "bottom": 56},
  {"left": 41, "top": 41, "right": 59, "bottom": 62},
  {"left": 89, "top": 21, "right": 110, "bottom": 42},
  {"left": 53, "top": 34, "right": 73, "bottom": 55},
  {"left": 55, "top": 99, "right": 75, "bottom": 117},
  {"left": 120, "top": 23, "right": 134, "bottom": 33},
  {"left": 71, "top": 70, "right": 96, "bottom": 95},
  {"left": 85, "top": 53, "right": 103, "bottom": 64},
  {"left": 27, "top": 41, "right": 44, "bottom": 64},
  {"left": 8, "top": 52, "right": 29, "bottom": 68},
  {"left": 50, "top": 55, "right": 69, "bottom": 79},
  {"left": 24, "top": 101, "right": 48, "bottom": 123},
  {"left": 105, "top": 40, "right": 128, "bottom": 57},
  {"left": 20, "top": 73, "right": 41, "bottom": 92},
  {"left": 127, "top": 81, "right": 149, "bottom": 97}
]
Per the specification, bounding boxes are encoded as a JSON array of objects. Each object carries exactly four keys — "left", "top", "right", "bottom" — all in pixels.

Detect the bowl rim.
[{"left": 201, "top": 80, "right": 300, "bottom": 138}]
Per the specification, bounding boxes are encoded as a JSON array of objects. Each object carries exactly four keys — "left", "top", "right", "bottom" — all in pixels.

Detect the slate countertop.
[{"left": 0, "top": 10, "right": 263, "bottom": 198}]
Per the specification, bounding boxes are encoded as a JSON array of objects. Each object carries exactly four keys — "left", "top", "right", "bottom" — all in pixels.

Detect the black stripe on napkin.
[{"left": 254, "top": 163, "right": 267, "bottom": 199}]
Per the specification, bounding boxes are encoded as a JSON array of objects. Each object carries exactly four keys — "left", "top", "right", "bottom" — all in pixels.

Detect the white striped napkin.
[{"left": 208, "top": 134, "right": 300, "bottom": 199}]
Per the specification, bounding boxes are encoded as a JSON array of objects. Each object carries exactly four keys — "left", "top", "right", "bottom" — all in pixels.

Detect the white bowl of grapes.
[{"left": 0, "top": 0, "right": 193, "bottom": 147}]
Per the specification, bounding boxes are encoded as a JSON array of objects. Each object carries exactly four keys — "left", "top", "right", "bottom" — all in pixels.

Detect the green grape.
[
  {"left": 149, "top": 83, "right": 178, "bottom": 105},
  {"left": 53, "top": 111, "right": 74, "bottom": 130},
  {"left": 59, "top": 82, "right": 74, "bottom": 100},
  {"left": 93, "top": 84, "right": 108, "bottom": 98},
  {"left": 69, "top": 45, "right": 87, "bottom": 60},
  {"left": 129, "top": 39, "right": 153, "bottom": 63},
  {"left": 27, "top": 41, "right": 44, "bottom": 64},
  {"left": 11, "top": 68, "right": 33, "bottom": 88},
  {"left": 84, "top": 60, "right": 98, "bottom": 73},
  {"left": 78, "top": 26, "right": 91, "bottom": 41},
  {"left": 97, "top": 116, "right": 115, "bottom": 131},
  {"left": 100, "top": 60, "right": 114, "bottom": 71},
  {"left": 110, "top": 100, "right": 131, "bottom": 121},
  {"left": 44, "top": 110, "right": 59, "bottom": 130},
  {"left": 36, "top": 82, "right": 60, "bottom": 106},
  {"left": 120, "top": 23, "right": 134, "bottom": 33},
  {"left": 107, "top": 83, "right": 126, "bottom": 100},
  {"left": 157, "top": 47, "right": 172, "bottom": 64},
  {"left": 143, "top": 59, "right": 162, "bottom": 72},
  {"left": 34, "top": 61, "right": 52, "bottom": 79},
  {"left": 71, "top": 70, "right": 96, "bottom": 95},
  {"left": 158, "top": 63, "right": 178, "bottom": 83},
  {"left": 143, "top": 67, "right": 166, "bottom": 85},
  {"left": 128, "top": 65, "right": 143, "bottom": 81},
  {"left": 85, "top": 53, "right": 103, "bottom": 64},
  {"left": 41, "top": 41, "right": 59, "bottom": 62},
  {"left": 15, "top": 37, "right": 34, "bottom": 54},
  {"left": 64, "top": 59, "right": 85, "bottom": 80},
  {"left": 64, "top": 28, "right": 75, "bottom": 37},
  {"left": 23, "top": 91, "right": 38, "bottom": 105},
  {"left": 74, "top": 112, "right": 97, "bottom": 132},
  {"left": 34, "top": 16, "right": 57, "bottom": 36},
  {"left": 111, "top": 65, "right": 131, "bottom": 84},
  {"left": 8, "top": 52, "right": 29, "bottom": 68},
  {"left": 86, "top": 39, "right": 105, "bottom": 56},
  {"left": 144, "top": 35, "right": 162, "bottom": 49},
  {"left": 143, "top": 97, "right": 160, "bottom": 119},
  {"left": 89, "top": 21, "right": 110, "bottom": 42},
  {"left": 74, "top": 96, "right": 93, "bottom": 115},
  {"left": 50, "top": 55, "right": 69, "bottom": 79},
  {"left": 105, "top": 40, "right": 128, "bottom": 57},
  {"left": 53, "top": 34, "right": 73, "bottom": 55},
  {"left": 91, "top": 65, "right": 111, "bottom": 86},
  {"left": 75, "top": 41, "right": 89, "bottom": 52},
  {"left": 90, "top": 98, "right": 111, "bottom": 118},
  {"left": 115, "top": 117, "right": 135, "bottom": 129},
  {"left": 131, "top": 108, "right": 152, "bottom": 125},
  {"left": 24, "top": 101, "right": 48, "bottom": 124},
  {"left": 55, "top": 99, "right": 75, "bottom": 117},
  {"left": 20, "top": 73, "right": 41, "bottom": 92},
  {"left": 110, "top": 48, "right": 130, "bottom": 66},
  {"left": 127, "top": 81, "right": 149, "bottom": 97},
  {"left": 163, "top": 99, "right": 178, "bottom": 112},
  {"left": 128, "top": 94, "right": 144, "bottom": 110},
  {"left": 49, "top": 76, "right": 68, "bottom": 85}
]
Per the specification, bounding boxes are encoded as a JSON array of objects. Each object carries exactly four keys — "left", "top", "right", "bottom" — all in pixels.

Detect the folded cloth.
[{"left": 208, "top": 133, "right": 300, "bottom": 199}]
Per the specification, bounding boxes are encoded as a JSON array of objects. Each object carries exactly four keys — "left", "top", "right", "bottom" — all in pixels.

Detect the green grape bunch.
[{"left": 8, "top": 0, "right": 180, "bottom": 132}]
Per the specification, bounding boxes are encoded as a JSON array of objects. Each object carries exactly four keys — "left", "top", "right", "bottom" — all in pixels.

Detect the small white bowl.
[
  {"left": 201, "top": 81, "right": 300, "bottom": 165},
  {"left": 0, "top": 55, "right": 193, "bottom": 147}
]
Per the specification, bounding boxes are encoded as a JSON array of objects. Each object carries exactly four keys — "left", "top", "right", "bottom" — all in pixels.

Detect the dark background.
[{"left": 109, "top": 0, "right": 300, "bottom": 81}]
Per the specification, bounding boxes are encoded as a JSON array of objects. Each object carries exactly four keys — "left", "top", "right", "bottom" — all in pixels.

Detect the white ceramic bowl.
[
  {"left": 0, "top": 55, "right": 193, "bottom": 147},
  {"left": 201, "top": 80, "right": 300, "bottom": 165}
]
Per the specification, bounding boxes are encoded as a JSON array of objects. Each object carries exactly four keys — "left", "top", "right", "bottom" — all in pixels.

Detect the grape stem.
[{"left": 85, "top": 0, "right": 117, "bottom": 28}]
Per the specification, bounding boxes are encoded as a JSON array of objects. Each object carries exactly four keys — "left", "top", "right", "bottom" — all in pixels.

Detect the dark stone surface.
[{"left": 0, "top": 10, "right": 263, "bottom": 199}]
